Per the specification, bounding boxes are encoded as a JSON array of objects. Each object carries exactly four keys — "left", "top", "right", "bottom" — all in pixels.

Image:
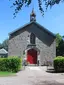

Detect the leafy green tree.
[
  {"left": 0, "top": 43, "right": 3, "bottom": 49},
  {"left": 2, "top": 39, "right": 8, "bottom": 51},
  {"left": 0, "top": 39, "right": 8, "bottom": 51},
  {"left": 9, "top": 0, "right": 63, "bottom": 17},
  {"left": 56, "top": 33, "right": 62, "bottom": 47},
  {"left": 56, "top": 33, "right": 64, "bottom": 56},
  {"left": 56, "top": 39, "right": 64, "bottom": 56}
]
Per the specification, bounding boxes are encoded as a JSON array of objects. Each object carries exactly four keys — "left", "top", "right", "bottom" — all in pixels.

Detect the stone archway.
[{"left": 27, "top": 49, "right": 37, "bottom": 64}]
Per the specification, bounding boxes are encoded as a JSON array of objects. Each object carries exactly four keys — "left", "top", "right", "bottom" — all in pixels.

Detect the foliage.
[
  {"left": 0, "top": 43, "right": 3, "bottom": 49},
  {"left": 0, "top": 39, "right": 8, "bottom": 51},
  {"left": 56, "top": 33, "right": 64, "bottom": 56},
  {"left": 54, "top": 56, "right": 64, "bottom": 72},
  {"left": 2, "top": 39, "right": 8, "bottom": 51},
  {"left": 9, "top": 0, "right": 63, "bottom": 18},
  {"left": 0, "top": 57, "right": 22, "bottom": 72},
  {"left": 56, "top": 40, "right": 64, "bottom": 56},
  {"left": 56, "top": 33, "right": 62, "bottom": 47}
]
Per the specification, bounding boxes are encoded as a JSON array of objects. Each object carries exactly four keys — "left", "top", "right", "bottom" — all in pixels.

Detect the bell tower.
[{"left": 30, "top": 8, "right": 36, "bottom": 22}]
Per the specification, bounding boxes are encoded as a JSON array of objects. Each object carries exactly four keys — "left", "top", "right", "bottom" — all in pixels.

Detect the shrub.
[
  {"left": 54, "top": 56, "right": 64, "bottom": 72},
  {"left": 0, "top": 57, "right": 22, "bottom": 72}
]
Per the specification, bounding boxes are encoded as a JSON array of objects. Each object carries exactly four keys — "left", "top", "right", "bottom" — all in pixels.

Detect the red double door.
[{"left": 27, "top": 49, "right": 37, "bottom": 64}]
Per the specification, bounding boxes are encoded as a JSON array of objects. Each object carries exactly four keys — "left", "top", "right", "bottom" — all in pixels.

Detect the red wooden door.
[{"left": 27, "top": 49, "right": 37, "bottom": 64}]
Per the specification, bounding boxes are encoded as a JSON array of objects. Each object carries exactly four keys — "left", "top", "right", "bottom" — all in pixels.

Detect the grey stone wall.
[
  {"left": 36, "top": 37, "right": 56, "bottom": 65},
  {"left": 8, "top": 31, "right": 30, "bottom": 57}
]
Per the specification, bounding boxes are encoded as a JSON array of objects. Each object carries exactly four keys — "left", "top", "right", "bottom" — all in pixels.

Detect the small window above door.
[{"left": 30, "top": 33, "right": 36, "bottom": 44}]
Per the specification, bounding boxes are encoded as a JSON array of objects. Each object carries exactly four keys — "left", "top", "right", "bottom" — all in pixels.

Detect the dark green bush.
[
  {"left": 0, "top": 57, "right": 22, "bottom": 72},
  {"left": 54, "top": 56, "right": 64, "bottom": 72}
]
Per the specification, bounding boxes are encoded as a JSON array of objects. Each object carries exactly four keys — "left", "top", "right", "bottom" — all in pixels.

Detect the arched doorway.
[{"left": 27, "top": 49, "right": 37, "bottom": 64}]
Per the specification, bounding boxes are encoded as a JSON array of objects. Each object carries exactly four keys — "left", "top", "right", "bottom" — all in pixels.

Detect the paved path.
[{"left": 0, "top": 66, "right": 64, "bottom": 85}]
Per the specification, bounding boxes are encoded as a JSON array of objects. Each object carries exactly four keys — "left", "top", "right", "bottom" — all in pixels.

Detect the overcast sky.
[{"left": 0, "top": 0, "right": 64, "bottom": 43}]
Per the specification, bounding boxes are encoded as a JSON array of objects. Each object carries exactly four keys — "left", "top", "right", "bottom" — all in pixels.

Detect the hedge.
[
  {"left": 54, "top": 56, "right": 64, "bottom": 72},
  {"left": 0, "top": 57, "right": 22, "bottom": 72}
]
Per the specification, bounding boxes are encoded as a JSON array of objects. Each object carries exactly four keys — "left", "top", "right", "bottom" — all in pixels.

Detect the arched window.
[{"left": 30, "top": 33, "right": 35, "bottom": 44}]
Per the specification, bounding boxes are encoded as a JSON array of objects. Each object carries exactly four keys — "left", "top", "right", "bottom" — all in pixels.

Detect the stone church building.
[{"left": 8, "top": 9, "right": 56, "bottom": 65}]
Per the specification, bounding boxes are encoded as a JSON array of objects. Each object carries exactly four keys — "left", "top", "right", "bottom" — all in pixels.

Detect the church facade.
[{"left": 8, "top": 10, "right": 56, "bottom": 65}]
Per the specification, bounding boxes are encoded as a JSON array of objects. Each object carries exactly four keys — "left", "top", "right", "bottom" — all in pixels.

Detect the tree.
[
  {"left": 9, "top": 0, "right": 63, "bottom": 18},
  {"left": 56, "top": 33, "right": 62, "bottom": 47},
  {"left": 0, "top": 39, "right": 8, "bottom": 51},
  {"left": 56, "top": 39, "right": 64, "bottom": 56},
  {"left": 0, "top": 43, "right": 3, "bottom": 49},
  {"left": 2, "top": 39, "right": 8, "bottom": 51},
  {"left": 56, "top": 33, "right": 64, "bottom": 56}
]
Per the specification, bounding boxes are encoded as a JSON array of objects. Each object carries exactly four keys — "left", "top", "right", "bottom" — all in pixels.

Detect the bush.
[
  {"left": 54, "top": 56, "right": 64, "bottom": 72},
  {"left": 0, "top": 57, "right": 22, "bottom": 72}
]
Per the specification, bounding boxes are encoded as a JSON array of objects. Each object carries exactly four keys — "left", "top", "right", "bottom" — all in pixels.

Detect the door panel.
[{"left": 27, "top": 49, "right": 37, "bottom": 64}]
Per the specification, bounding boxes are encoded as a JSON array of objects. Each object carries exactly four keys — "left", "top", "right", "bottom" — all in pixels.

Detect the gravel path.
[{"left": 0, "top": 66, "right": 64, "bottom": 85}]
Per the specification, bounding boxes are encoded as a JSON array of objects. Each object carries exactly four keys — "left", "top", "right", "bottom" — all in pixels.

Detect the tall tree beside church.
[
  {"left": 0, "top": 39, "right": 8, "bottom": 51},
  {"left": 0, "top": 43, "right": 3, "bottom": 49},
  {"left": 56, "top": 33, "right": 64, "bottom": 56},
  {"left": 56, "top": 33, "right": 62, "bottom": 47},
  {"left": 2, "top": 39, "right": 8, "bottom": 51},
  {"left": 9, "top": 0, "right": 63, "bottom": 17}
]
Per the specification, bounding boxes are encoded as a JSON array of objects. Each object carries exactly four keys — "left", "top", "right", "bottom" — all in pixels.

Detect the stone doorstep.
[
  {"left": 28, "top": 64, "right": 38, "bottom": 66},
  {"left": 47, "top": 66, "right": 54, "bottom": 70}
]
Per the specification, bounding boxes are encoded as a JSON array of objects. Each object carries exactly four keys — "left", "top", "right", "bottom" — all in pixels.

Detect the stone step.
[{"left": 28, "top": 64, "right": 38, "bottom": 66}]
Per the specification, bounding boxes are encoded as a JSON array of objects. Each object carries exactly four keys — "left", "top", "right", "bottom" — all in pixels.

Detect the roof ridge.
[{"left": 9, "top": 21, "right": 56, "bottom": 38}]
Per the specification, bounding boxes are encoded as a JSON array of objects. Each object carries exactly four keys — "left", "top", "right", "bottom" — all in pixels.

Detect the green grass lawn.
[{"left": 0, "top": 71, "right": 16, "bottom": 77}]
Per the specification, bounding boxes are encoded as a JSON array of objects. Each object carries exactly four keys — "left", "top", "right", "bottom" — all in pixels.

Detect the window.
[{"left": 30, "top": 33, "right": 35, "bottom": 44}]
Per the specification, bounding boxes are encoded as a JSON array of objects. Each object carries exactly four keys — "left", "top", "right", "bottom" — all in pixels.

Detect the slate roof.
[
  {"left": 0, "top": 48, "right": 8, "bottom": 54},
  {"left": 9, "top": 21, "right": 56, "bottom": 38}
]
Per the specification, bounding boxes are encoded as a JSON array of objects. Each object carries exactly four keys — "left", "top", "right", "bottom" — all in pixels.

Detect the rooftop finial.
[
  {"left": 30, "top": 8, "right": 36, "bottom": 22},
  {"left": 32, "top": 8, "right": 34, "bottom": 14}
]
